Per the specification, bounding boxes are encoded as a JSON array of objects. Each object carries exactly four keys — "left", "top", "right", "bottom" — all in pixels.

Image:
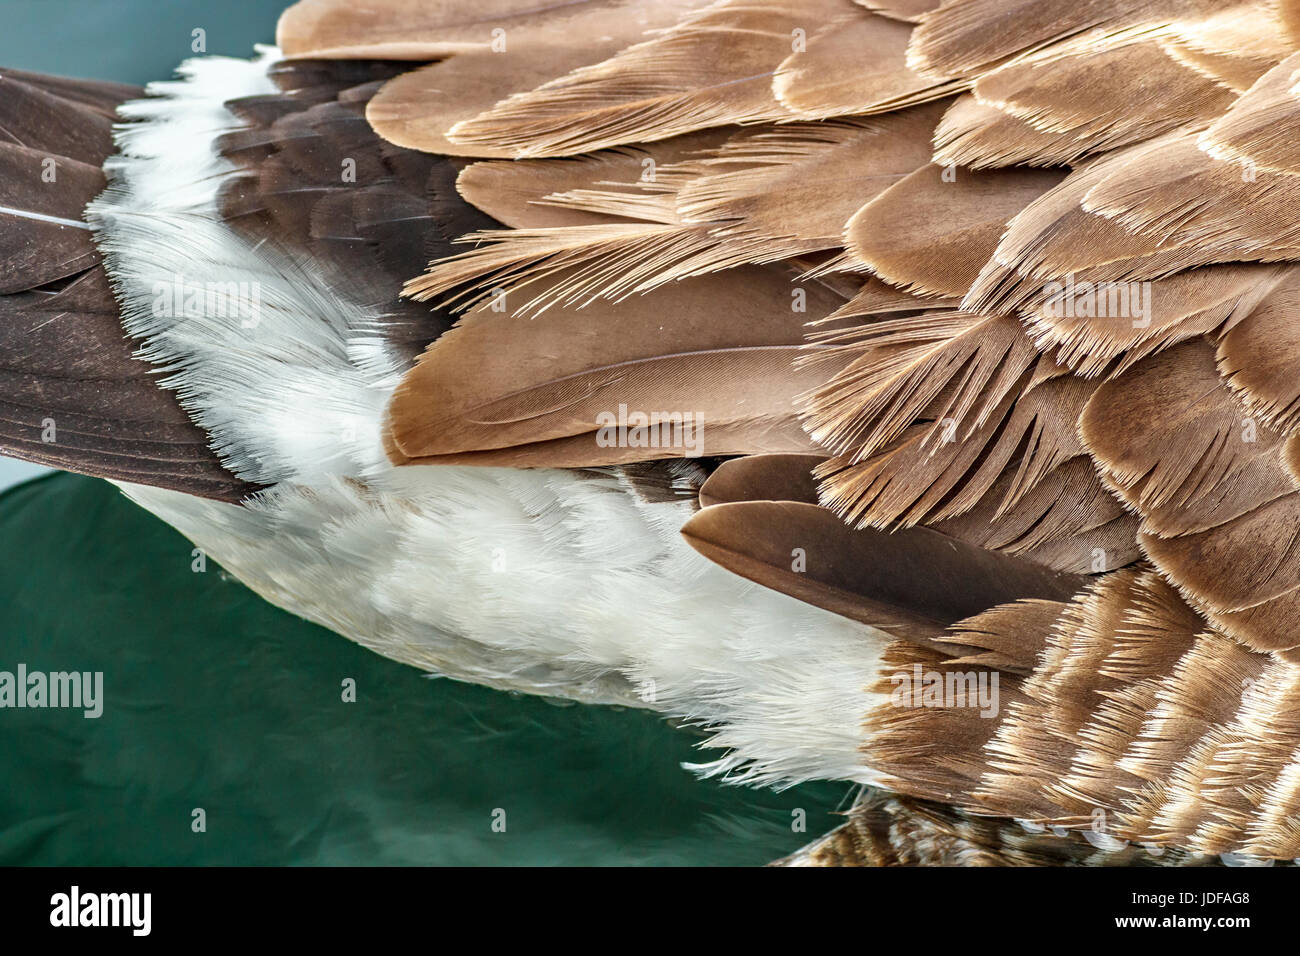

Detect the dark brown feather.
[
  {"left": 0, "top": 70, "right": 255, "bottom": 501},
  {"left": 680, "top": 499, "right": 1086, "bottom": 640},
  {"left": 0, "top": 73, "right": 116, "bottom": 163},
  {"left": 0, "top": 143, "right": 103, "bottom": 294},
  {"left": 0, "top": 268, "right": 256, "bottom": 500}
]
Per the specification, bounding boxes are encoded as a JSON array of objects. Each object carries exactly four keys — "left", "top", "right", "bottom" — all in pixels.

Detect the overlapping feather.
[{"left": 269, "top": 0, "right": 1300, "bottom": 860}]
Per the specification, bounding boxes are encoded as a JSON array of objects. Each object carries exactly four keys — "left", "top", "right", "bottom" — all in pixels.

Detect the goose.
[{"left": 5, "top": 0, "right": 1300, "bottom": 866}]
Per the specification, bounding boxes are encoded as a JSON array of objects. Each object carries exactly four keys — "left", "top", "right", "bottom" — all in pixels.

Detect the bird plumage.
[{"left": 4, "top": 0, "right": 1300, "bottom": 864}]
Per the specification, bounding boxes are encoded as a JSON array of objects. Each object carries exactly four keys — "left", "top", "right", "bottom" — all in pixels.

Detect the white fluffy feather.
[{"left": 87, "top": 48, "right": 889, "bottom": 787}]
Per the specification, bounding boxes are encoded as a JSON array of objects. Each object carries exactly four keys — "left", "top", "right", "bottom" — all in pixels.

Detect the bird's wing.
[
  {"left": 0, "top": 70, "right": 255, "bottom": 500},
  {"left": 269, "top": 0, "right": 1300, "bottom": 858},
  {"left": 3, "top": 0, "right": 1297, "bottom": 861}
]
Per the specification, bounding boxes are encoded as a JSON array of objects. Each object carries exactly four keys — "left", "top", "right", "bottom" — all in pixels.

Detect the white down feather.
[{"left": 86, "top": 47, "right": 891, "bottom": 788}]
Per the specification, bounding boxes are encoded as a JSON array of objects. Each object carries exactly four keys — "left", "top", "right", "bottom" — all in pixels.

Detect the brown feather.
[
  {"left": 0, "top": 267, "right": 256, "bottom": 500},
  {"left": 772, "top": 8, "right": 963, "bottom": 119},
  {"left": 406, "top": 109, "right": 941, "bottom": 314},
  {"left": 1080, "top": 338, "right": 1298, "bottom": 537},
  {"left": 0, "top": 68, "right": 137, "bottom": 117},
  {"left": 388, "top": 266, "right": 848, "bottom": 466},
  {"left": 932, "top": 39, "right": 1233, "bottom": 168},
  {"left": 864, "top": 567, "right": 1300, "bottom": 857},
  {"left": 0, "top": 73, "right": 116, "bottom": 163},
  {"left": 680, "top": 499, "right": 1086, "bottom": 640},
  {"left": 697, "top": 453, "right": 825, "bottom": 508},
  {"left": 278, "top": 0, "right": 686, "bottom": 59},
  {"left": 439, "top": 0, "right": 845, "bottom": 158},
  {"left": 0, "top": 143, "right": 103, "bottom": 294},
  {"left": 845, "top": 163, "right": 1065, "bottom": 296},
  {"left": 454, "top": 130, "right": 735, "bottom": 229},
  {"left": 360, "top": 1, "right": 712, "bottom": 157},
  {"left": 776, "top": 788, "right": 1215, "bottom": 866}
]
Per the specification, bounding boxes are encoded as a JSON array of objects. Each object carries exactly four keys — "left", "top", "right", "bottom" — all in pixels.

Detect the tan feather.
[
  {"left": 803, "top": 311, "right": 1039, "bottom": 467},
  {"left": 854, "top": 0, "right": 940, "bottom": 23},
  {"left": 906, "top": 0, "right": 1229, "bottom": 78},
  {"left": 973, "top": 38, "right": 1229, "bottom": 135},
  {"left": 1080, "top": 338, "right": 1298, "bottom": 537},
  {"left": 455, "top": 130, "right": 734, "bottom": 228},
  {"left": 942, "top": 598, "right": 1064, "bottom": 674},
  {"left": 696, "top": 446, "right": 1133, "bottom": 574},
  {"left": 442, "top": 0, "right": 848, "bottom": 158},
  {"left": 822, "top": 276, "right": 961, "bottom": 320},
  {"left": 1079, "top": 338, "right": 1300, "bottom": 653},
  {"left": 697, "top": 453, "right": 825, "bottom": 507},
  {"left": 1080, "top": 131, "right": 1300, "bottom": 266},
  {"left": 1139, "top": 496, "right": 1300, "bottom": 653},
  {"left": 845, "top": 163, "right": 1065, "bottom": 296},
  {"left": 1217, "top": 269, "right": 1300, "bottom": 434},
  {"left": 962, "top": 141, "right": 1169, "bottom": 315},
  {"left": 360, "top": 0, "right": 713, "bottom": 157},
  {"left": 865, "top": 567, "right": 1300, "bottom": 857},
  {"left": 279, "top": 0, "right": 686, "bottom": 59},
  {"left": 1023, "top": 263, "right": 1286, "bottom": 378},
  {"left": 813, "top": 370, "right": 1100, "bottom": 532},
  {"left": 931, "top": 455, "right": 1140, "bottom": 573},
  {"left": 1199, "top": 51, "right": 1300, "bottom": 175},
  {"left": 963, "top": 132, "right": 1300, "bottom": 316},
  {"left": 388, "top": 266, "right": 847, "bottom": 466},
  {"left": 1162, "top": 41, "right": 1272, "bottom": 92},
  {"left": 1015, "top": 513, "right": 1141, "bottom": 575},
  {"left": 776, "top": 788, "right": 1215, "bottom": 866},
  {"left": 406, "top": 109, "right": 940, "bottom": 314},
  {"left": 772, "top": 8, "right": 963, "bottom": 119},
  {"left": 1160, "top": 2, "right": 1294, "bottom": 92},
  {"left": 932, "top": 38, "right": 1234, "bottom": 169},
  {"left": 932, "top": 94, "right": 1078, "bottom": 169}
]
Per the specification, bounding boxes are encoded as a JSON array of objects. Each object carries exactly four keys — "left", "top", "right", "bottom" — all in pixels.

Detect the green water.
[
  {"left": 0, "top": 475, "right": 851, "bottom": 864},
  {"left": 0, "top": 0, "right": 288, "bottom": 84}
]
